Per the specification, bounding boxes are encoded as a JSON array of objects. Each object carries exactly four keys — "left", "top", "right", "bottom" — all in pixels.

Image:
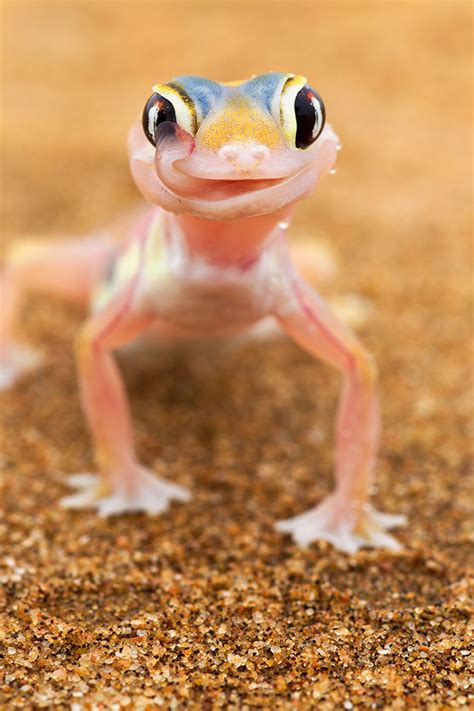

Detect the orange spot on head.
[
  {"left": 197, "top": 95, "right": 283, "bottom": 151},
  {"left": 221, "top": 78, "right": 249, "bottom": 87}
]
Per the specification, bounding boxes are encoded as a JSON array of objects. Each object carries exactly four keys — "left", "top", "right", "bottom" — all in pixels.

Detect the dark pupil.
[
  {"left": 142, "top": 92, "right": 177, "bottom": 146},
  {"left": 294, "top": 86, "right": 325, "bottom": 149}
]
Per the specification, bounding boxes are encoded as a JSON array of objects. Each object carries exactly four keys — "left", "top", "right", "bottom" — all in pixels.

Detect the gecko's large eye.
[
  {"left": 142, "top": 83, "right": 197, "bottom": 147},
  {"left": 142, "top": 93, "right": 177, "bottom": 146},
  {"left": 294, "top": 86, "right": 325, "bottom": 149},
  {"left": 279, "top": 76, "right": 325, "bottom": 150}
]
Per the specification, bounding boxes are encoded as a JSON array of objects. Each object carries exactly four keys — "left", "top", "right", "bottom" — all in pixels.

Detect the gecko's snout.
[{"left": 218, "top": 143, "right": 271, "bottom": 174}]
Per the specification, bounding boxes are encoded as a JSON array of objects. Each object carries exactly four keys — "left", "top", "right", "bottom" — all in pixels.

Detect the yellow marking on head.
[
  {"left": 152, "top": 82, "right": 197, "bottom": 134},
  {"left": 197, "top": 95, "right": 284, "bottom": 151},
  {"left": 278, "top": 74, "right": 307, "bottom": 147}
]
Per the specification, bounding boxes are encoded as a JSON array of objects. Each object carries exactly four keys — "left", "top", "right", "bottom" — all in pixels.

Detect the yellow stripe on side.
[
  {"left": 91, "top": 242, "right": 142, "bottom": 313},
  {"left": 142, "top": 212, "right": 168, "bottom": 287}
]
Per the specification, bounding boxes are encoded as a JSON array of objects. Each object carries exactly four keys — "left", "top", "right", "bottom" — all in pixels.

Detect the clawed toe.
[
  {"left": 60, "top": 473, "right": 103, "bottom": 510},
  {"left": 67, "top": 473, "right": 99, "bottom": 489},
  {"left": 370, "top": 510, "right": 407, "bottom": 529}
]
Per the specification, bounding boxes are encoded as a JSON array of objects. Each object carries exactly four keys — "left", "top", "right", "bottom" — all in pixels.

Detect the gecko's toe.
[
  {"left": 0, "top": 343, "right": 43, "bottom": 390},
  {"left": 328, "top": 293, "right": 374, "bottom": 330},
  {"left": 60, "top": 473, "right": 102, "bottom": 510},
  {"left": 369, "top": 510, "right": 407, "bottom": 529}
]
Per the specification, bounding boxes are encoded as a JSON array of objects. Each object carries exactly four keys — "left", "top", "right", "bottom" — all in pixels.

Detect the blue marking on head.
[
  {"left": 172, "top": 76, "right": 224, "bottom": 119},
  {"left": 171, "top": 73, "right": 290, "bottom": 122},
  {"left": 237, "top": 73, "right": 288, "bottom": 112}
]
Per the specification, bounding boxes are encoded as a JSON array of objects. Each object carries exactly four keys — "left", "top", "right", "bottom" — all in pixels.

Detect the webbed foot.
[
  {"left": 276, "top": 495, "right": 406, "bottom": 553},
  {"left": 0, "top": 343, "right": 43, "bottom": 390},
  {"left": 60, "top": 468, "right": 191, "bottom": 516}
]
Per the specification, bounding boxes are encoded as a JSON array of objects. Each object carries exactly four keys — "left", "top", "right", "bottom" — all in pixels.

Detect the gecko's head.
[{"left": 129, "top": 73, "right": 339, "bottom": 220}]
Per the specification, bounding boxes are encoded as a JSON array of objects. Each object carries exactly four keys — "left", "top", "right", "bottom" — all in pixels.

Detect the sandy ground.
[{"left": 1, "top": 1, "right": 472, "bottom": 708}]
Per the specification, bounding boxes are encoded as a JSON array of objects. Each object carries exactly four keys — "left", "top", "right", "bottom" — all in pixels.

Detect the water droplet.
[
  {"left": 329, "top": 168, "right": 336, "bottom": 175},
  {"left": 278, "top": 220, "right": 289, "bottom": 230},
  {"left": 336, "top": 142, "right": 342, "bottom": 151}
]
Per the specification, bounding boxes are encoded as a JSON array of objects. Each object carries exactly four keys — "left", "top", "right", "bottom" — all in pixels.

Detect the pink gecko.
[{"left": 0, "top": 73, "right": 406, "bottom": 553}]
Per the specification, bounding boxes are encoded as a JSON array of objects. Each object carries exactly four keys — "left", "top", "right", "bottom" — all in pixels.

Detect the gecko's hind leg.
[
  {"left": 290, "top": 238, "right": 338, "bottom": 289},
  {"left": 0, "top": 236, "right": 113, "bottom": 389}
]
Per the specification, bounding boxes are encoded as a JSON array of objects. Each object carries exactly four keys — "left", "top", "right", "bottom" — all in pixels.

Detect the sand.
[{"left": 1, "top": 1, "right": 472, "bottom": 708}]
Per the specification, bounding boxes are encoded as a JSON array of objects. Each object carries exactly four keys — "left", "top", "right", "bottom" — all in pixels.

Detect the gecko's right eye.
[
  {"left": 279, "top": 74, "right": 325, "bottom": 150},
  {"left": 142, "top": 83, "right": 197, "bottom": 147},
  {"left": 294, "top": 86, "right": 325, "bottom": 149},
  {"left": 142, "top": 92, "right": 177, "bottom": 146}
]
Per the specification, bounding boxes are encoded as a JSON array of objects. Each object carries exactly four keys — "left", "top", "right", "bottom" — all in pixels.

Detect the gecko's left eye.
[
  {"left": 279, "top": 76, "right": 325, "bottom": 150},
  {"left": 142, "top": 83, "right": 197, "bottom": 147}
]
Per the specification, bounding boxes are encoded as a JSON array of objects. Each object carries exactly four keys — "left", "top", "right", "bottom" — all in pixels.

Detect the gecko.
[{"left": 0, "top": 73, "right": 406, "bottom": 553}]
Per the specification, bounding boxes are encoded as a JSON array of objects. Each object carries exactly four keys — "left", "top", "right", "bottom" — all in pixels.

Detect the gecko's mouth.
[
  {"left": 158, "top": 164, "right": 317, "bottom": 218},
  {"left": 128, "top": 122, "right": 339, "bottom": 219},
  {"left": 171, "top": 172, "right": 291, "bottom": 201}
]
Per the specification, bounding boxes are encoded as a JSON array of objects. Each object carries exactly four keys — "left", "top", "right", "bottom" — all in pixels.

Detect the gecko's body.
[
  {"left": 93, "top": 212, "right": 281, "bottom": 337},
  {"left": 0, "top": 73, "right": 405, "bottom": 553}
]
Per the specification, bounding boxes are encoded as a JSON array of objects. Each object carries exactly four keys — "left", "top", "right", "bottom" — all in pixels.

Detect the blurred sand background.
[{"left": 1, "top": 1, "right": 472, "bottom": 708}]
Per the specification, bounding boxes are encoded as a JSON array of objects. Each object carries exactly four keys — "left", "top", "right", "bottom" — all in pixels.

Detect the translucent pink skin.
[{"left": 0, "top": 106, "right": 406, "bottom": 552}]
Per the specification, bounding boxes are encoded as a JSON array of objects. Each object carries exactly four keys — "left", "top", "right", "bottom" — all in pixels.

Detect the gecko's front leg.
[
  {"left": 275, "top": 275, "right": 406, "bottom": 553},
  {"left": 61, "top": 265, "right": 190, "bottom": 516}
]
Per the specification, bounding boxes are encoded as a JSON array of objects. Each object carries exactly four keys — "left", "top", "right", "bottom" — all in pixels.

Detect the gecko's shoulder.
[{"left": 91, "top": 211, "right": 165, "bottom": 313}]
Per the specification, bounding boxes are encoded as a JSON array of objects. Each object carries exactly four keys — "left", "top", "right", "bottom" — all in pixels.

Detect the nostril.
[
  {"left": 219, "top": 145, "right": 238, "bottom": 163},
  {"left": 251, "top": 144, "right": 270, "bottom": 162}
]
